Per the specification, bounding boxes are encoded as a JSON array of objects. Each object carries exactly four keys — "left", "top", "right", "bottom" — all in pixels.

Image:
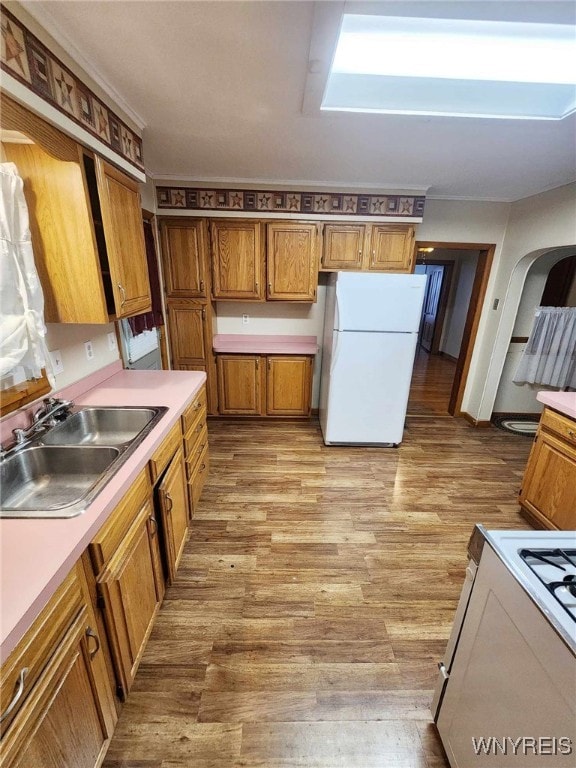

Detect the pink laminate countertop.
[
  {"left": 537, "top": 391, "right": 576, "bottom": 420},
  {"left": 0, "top": 367, "right": 206, "bottom": 662},
  {"left": 213, "top": 334, "right": 318, "bottom": 355}
]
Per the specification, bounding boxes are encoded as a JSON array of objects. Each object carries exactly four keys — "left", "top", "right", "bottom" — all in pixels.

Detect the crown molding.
[
  {"left": 20, "top": 0, "right": 146, "bottom": 132},
  {"left": 149, "top": 173, "right": 429, "bottom": 197}
]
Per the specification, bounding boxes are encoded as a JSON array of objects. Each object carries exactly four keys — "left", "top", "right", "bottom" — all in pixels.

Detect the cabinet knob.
[
  {"left": 568, "top": 430, "right": 575, "bottom": 441},
  {"left": 149, "top": 515, "right": 158, "bottom": 535},
  {"left": 201, "top": 307, "right": 206, "bottom": 320},
  {"left": 0, "top": 668, "right": 28, "bottom": 723},
  {"left": 164, "top": 492, "right": 173, "bottom": 513},
  {"left": 200, "top": 280, "right": 205, "bottom": 291},
  {"left": 86, "top": 627, "right": 100, "bottom": 659},
  {"left": 117, "top": 284, "right": 127, "bottom": 307}
]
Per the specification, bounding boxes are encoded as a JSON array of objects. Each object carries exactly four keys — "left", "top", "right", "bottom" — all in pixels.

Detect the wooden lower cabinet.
[
  {"left": 519, "top": 408, "right": 576, "bottom": 530},
  {"left": 156, "top": 447, "right": 189, "bottom": 584},
  {"left": 266, "top": 356, "right": 313, "bottom": 416},
  {"left": 216, "top": 354, "right": 313, "bottom": 417},
  {"left": 217, "top": 355, "right": 263, "bottom": 415},
  {"left": 0, "top": 565, "right": 116, "bottom": 768}
]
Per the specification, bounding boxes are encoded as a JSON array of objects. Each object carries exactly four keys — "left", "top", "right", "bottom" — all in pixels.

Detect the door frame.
[{"left": 415, "top": 242, "right": 495, "bottom": 418}]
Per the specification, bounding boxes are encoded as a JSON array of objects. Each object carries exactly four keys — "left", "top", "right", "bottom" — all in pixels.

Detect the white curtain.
[
  {"left": 513, "top": 307, "right": 576, "bottom": 388},
  {"left": 0, "top": 162, "right": 54, "bottom": 386}
]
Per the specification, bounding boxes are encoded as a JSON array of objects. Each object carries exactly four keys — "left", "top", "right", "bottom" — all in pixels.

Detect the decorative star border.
[
  {"left": 0, "top": 7, "right": 144, "bottom": 171},
  {"left": 157, "top": 187, "right": 426, "bottom": 218}
]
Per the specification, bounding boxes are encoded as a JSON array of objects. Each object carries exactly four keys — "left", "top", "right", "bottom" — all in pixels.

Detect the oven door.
[{"left": 431, "top": 559, "right": 477, "bottom": 720}]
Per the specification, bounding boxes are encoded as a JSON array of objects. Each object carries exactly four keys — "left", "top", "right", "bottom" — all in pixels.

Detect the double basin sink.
[{"left": 0, "top": 406, "right": 167, "bottom": 519}]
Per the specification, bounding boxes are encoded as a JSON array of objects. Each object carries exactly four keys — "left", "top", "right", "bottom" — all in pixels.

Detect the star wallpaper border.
[
  {"left": 1, "top": 7, "right": 144, "bottom": 172},
  {"left": 157, "top": 187, "right": 426, "bottom": 218}
]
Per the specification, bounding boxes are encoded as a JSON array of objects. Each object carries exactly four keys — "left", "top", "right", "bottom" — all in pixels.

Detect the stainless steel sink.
[
  {"left": 0, "top": 445, "right": 120, "bottom": 516},
  {"left": 0, "top": 405, "right": 168, "bottom": 518},
  {"left": 40, "top": 407, "right": 160, "bottom": 446}
]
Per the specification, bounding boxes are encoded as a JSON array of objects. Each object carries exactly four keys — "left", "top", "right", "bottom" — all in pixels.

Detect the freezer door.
[
  {"left": 322, "top": 330, "right": 418, "bottom": 445},
  {"left": 335, "top": 272, "right": 426, "bottom": 333}
]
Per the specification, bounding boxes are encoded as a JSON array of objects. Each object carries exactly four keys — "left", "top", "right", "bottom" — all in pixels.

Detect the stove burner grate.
[{"left": 519, "top": 548, "right": 576, "bottom": 622}]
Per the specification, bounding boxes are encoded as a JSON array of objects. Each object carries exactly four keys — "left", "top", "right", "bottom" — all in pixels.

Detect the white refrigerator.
[{"left": 319, "top": 272, "right": 427, "bottom": 446}]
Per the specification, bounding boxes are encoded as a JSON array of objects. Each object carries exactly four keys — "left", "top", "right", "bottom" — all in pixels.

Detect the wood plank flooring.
[
  {"left": 408, "top": 349, "right": 456, "bottom": 417},
  {"left": 103, "top": 416, "right": 533, "bottom": 768}
]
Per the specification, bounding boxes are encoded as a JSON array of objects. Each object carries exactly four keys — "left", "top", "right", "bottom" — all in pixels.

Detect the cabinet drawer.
[
  {"left": 149, "top": 421, "right": 182, "bottom": 482},
  {"left": 184, "top": 411, "right": 208, "bottom": 455},
  {"left": 89, "top": 469, "right": 151, "bottom": 574},
  {"left": 0, "top": 565, "right": 82, "bottom": 735},
  {"left": 188, "top": 445, "right": 210, "bottom": 509},
  {"left": 540, "top": 407, "right": 576, "bottom": 445},
  {"left": 186, "top": 424, "right": 209, "bottom": 478},
  {"left": 182, "top": 387, "right": 207, "bottom": 434}
]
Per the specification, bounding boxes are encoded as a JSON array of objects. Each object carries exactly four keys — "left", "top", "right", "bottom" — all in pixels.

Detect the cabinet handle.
[
  {"left": 196, "top": 400, "right": 202, "bottom": 410},
  {"left": 200, "top": 280, "right": 205, "bottom": 292},
  {"left": 256, "top": 358, "right": 259, "bottom": 370},
  {"left": 202, "top": 307, "right": 206, "bottom": 320},
  {"left": 117, "top": 284, "right": 127, "bottom": 307},
  {"left": 0, "top": 668, "right": 28, "bottom": 723},
  {"left": 149, "top": 515, "right": 158, "bottom": 535},
  {"left": 164, "top": 492, "right": 173, "bottom": 513},
  {"left": 268, "top": 282, "right": 272, "bottom": 292},
  {"left": 200, "top": 462, "right": 206, "bottom": 472},
  {"left": 255, "top": 281, "right": 259, "bottom": 289},
  {"left": 86, "top": 627, "right": 100, "bottom": 659},
  {"left": 568, "top": 430, "right": 575, "bottom": 441}
]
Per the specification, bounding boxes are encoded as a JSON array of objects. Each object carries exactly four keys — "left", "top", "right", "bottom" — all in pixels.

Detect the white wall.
[{"left": 45, "top": 323, "right": 120, "bottom": 390}]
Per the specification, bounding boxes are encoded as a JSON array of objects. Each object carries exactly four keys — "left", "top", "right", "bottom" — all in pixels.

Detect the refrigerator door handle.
[{"left": 335, "top": 281, "right": 341, "bottom": 332}]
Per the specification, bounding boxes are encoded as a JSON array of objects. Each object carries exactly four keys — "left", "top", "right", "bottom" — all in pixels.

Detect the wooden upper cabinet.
[
  {"left": 266, "top": 356, "right": 312, "bottom": 416},
  {"left": 322, "top": 224, "right": 366, "bottom": 271},
  {"left": 160, "top": 219, "right": 208, "bottom": 298},
  {"left": 210, "top": 220, "right": 264, "bottom": 300},
  {"left": 216, "top": 355, "right": 263, "bottom": 415},
  {"left": 93, "top": 157, "right": 150, "bottom": 318},
  {"left": 368, "top": 225, "right": 415, "bottom": 273},
  {"left": 1, "top": 96, "right": 151, "bottom": 323},
  {"left": 266, "top": 222, "right": 320, "bottom": 301}
]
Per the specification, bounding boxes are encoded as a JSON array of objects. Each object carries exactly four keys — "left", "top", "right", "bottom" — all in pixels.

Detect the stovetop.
[
  {"left": 472, "top": 527, "right": 576, "bottom": 653},
  {"left": 519, "top": 548, "right": 576, "bottom": 622}
]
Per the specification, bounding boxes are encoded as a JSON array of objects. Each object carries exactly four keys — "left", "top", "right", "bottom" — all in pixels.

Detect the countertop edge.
[{"left": 536, "top": 391, "right": 576, "bottom": 420}]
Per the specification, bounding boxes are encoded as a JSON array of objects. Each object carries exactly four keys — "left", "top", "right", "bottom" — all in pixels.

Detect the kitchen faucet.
[{"left": 1, "top": 397, "right": 74, "bottom": 459}]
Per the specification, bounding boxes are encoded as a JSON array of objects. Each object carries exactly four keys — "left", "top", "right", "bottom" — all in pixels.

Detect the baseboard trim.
[
  {"left": 460, "top": 411, "right": 492, "bottom": 427},
  {"left": 439, "top": 352, "right": 458, "bottom": 363},
  {"left": 491, "top": 411, "right": 541, "bottom": 420}
]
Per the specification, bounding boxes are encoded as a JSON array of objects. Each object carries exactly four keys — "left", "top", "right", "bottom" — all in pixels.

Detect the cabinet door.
[
  {"left": 211, "top": 220, "right": 264, "bottom": 300},
  {"left": 520, "top": 431, "right": 576, "bottom": 530},
  {"left": 368, "top": 225, "right": 415, "bottom": 273},
  {"left": 95, "top": 157, "right": 151, "bottom": 317},
  {"left": 157, "top": 448, "right": 190, "bottom": 584},
  {"left": 322, "top": 224, "right": 366, "bottom": 270},
  {"left": 167, "top": 300, "right": 209, "bottom": 366},
  {"left": 266, "top": 356, "right": 313, "bottom": 416},
  {"left": 217, "top": 355, "right": 263, "bottom": 415},
  {"left": 2, "top": 608, "right": 113, "bottom": 768},
  {"left": 267, "top": 223, "right": 320, "bottom": 301},
  {"left": 98, "top": 501, "right": 164, "bottom": 697},
  {"left": 161, "top": 219, "right": 208, "bottom": 297}
]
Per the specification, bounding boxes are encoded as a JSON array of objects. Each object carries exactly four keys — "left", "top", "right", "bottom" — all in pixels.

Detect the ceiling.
[{"left": 22, "top": 0, "right": 576, "bottom": 202}]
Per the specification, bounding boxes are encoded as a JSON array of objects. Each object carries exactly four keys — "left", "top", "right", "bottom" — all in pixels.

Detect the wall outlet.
[
  {"left": 84, "top": 340, "right": 94, "bottom": 360},
  {"left": 107, "top": 332, "right": 118, "bottom": 351},
  {"left": 49, "top": 349, "right": 64, "bottom": 374},
  {"left": 242, "top": 314, "right": 249, "bottom": 325}
]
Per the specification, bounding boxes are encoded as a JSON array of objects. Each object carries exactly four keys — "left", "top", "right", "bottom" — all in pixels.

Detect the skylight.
[{"left": 322, "top": 15, "right": 576, "bottom": 120}]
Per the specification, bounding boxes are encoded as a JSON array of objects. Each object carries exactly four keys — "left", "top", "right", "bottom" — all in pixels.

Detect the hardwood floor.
[
  {"left": 408, "top": 349, "right": 456, "bottom": 417},
  {"left": 103, "top": 416, "right": 533, "bottom": 768}
]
